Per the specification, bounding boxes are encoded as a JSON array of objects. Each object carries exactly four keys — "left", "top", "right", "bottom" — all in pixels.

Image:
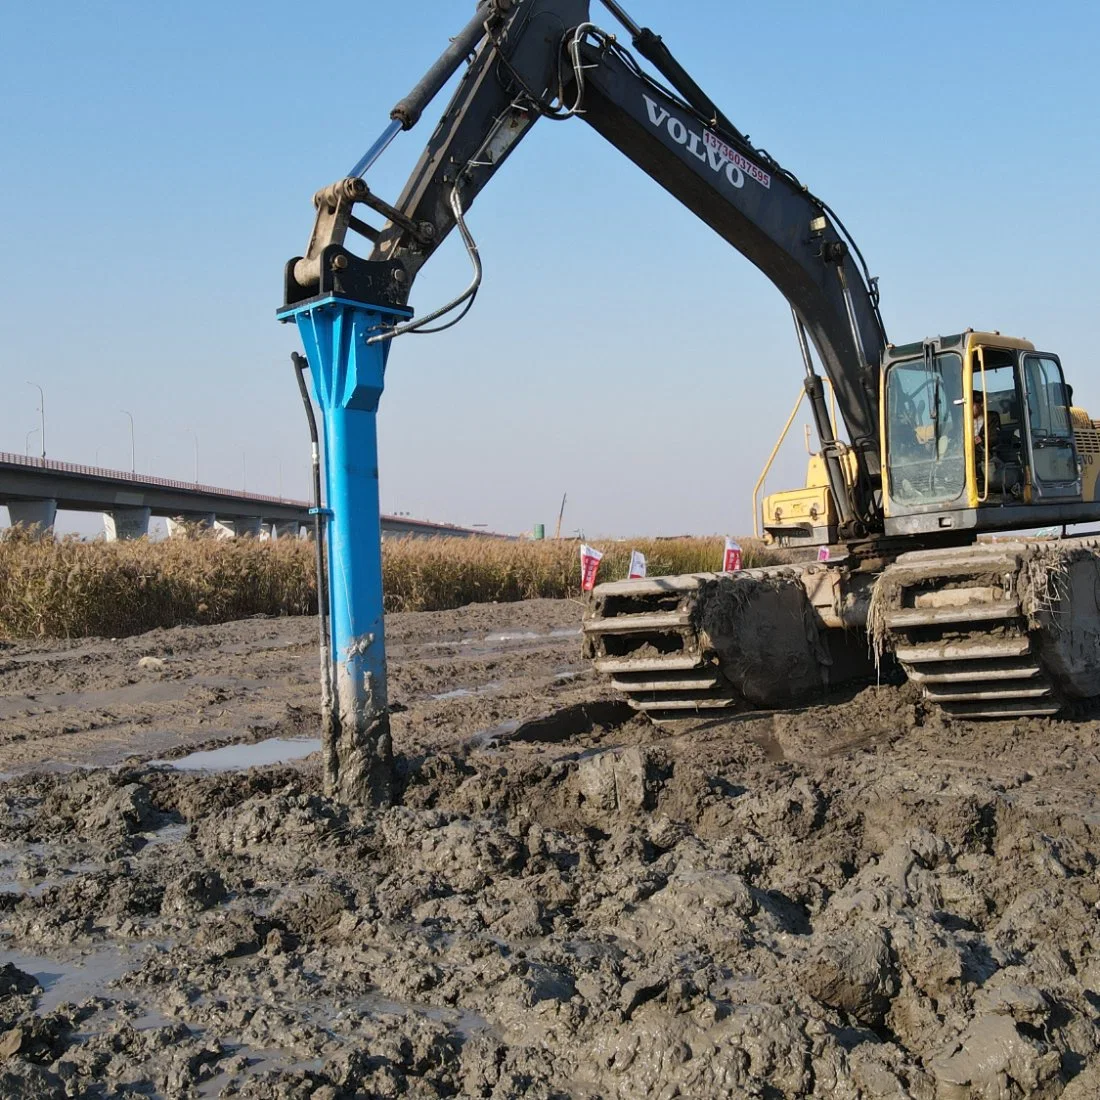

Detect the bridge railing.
[
  {"left": 0, "top": 451, "right": 308, "bottom": 508},
  {"left": 1, "top": 451, "right": 516, "bottom": 535}
]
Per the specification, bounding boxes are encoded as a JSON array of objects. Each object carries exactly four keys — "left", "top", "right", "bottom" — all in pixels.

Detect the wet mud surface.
[{"left": 2, "top": 600, "right": 1100, "bottom": 1097}]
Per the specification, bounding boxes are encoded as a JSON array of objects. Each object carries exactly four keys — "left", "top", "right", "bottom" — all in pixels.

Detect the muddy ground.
[{"left": 1, "top": 599, "right": 1100, "bottom": 1098}]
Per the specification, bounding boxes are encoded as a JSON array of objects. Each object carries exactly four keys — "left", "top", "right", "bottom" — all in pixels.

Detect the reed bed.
[{"left": 0, "top": 529, "right": 787, "bottom": 638}]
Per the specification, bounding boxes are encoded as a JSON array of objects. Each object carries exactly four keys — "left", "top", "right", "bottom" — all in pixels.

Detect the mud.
[
  {"left": 3, "top": 599, "right": 1100, "bottom": 1096},
  {"left": 698, "top": 572, "right": 839, "bottom": 704}
]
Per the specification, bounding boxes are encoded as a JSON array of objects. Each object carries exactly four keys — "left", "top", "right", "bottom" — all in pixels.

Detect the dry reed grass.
[{"left": 0, "top": 528, "right": 787, "bottom": 638}]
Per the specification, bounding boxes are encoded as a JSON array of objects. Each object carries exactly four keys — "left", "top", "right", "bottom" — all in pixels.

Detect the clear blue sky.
[{"left": 2, "top": 1, "right": 1098, "bottom": 537}]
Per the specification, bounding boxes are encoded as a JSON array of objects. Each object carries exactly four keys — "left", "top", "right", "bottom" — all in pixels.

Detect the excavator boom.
[{"left": 287, "top": 0, "right": 886, "bottom": 534}]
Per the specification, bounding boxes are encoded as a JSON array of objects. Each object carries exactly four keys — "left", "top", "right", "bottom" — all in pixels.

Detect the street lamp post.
[
  {"left": 184, "top": 429, "right": 199, "bottom": 483},
  {"left": 25, "top": 428, "right": 39, "bottom": 456},
  {"left": 121, "top": 410, "right": 135, "bottom": 472},
  {"left": 242, "top": 452, "right": 247, "bottom": 492},
  {"left": 25, "top": 383, "right": 44, "bottom": 458}
]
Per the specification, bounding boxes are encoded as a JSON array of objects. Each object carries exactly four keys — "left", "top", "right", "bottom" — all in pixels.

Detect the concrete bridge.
[{"left": 0, "top": 453, "right": 512, "bottom": 540}]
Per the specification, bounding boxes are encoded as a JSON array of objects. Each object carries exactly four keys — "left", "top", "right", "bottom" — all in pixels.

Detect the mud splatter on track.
[{"left": 2, "top": 599, "right": 1100, "bottom": 1097}]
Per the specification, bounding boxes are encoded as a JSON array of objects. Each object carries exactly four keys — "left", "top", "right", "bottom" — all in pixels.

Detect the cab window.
[
  {"left": 1023, "top": 355, "right": 1076, "bottom": 483},
  {"left": 886, "top": 352, "right": 966, "bottom": 505},
  {"left": 972, "top": 357, "right": 1025, "bottom": 499}
]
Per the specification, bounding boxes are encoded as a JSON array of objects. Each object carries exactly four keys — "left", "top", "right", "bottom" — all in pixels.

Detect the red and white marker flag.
[
  {"left": 722, "top": 537, "right": 743, "bottom": 572},
  {"left": 817, "top": 545, "right": 830, "bottom": 562},
  {"left": 628, "top": 549, "right": 647, "bottom": 579},
  {"left": 580, "top": 544, "right": 604, "bottom": 592}
]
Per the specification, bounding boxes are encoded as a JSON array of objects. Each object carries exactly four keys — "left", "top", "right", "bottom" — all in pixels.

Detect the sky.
[{"left": 2, "top": 0, "right": 1099, "bottom": 539}]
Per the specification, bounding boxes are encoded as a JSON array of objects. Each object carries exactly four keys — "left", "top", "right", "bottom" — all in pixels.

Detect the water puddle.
[
  {"left": 2, "top": 944, "right": 165, "bottom": 1013},
  {"left": 194, "top": 994, "right": 488, "bottom": 1096},
  {"left": 407, "top": 626, "right": 582, "bottom": 658},
  {"left": 0, "top": 681, "right": 188, "bottom": 721},
  {"left": 465, "top": 719, "right": 522, "bottom": 750},
  {"left": 0, "top": 827, "right": 181, "bottom": 898},
  {"left": 1, "top": 644, "right": 104, "bottom": 667},
  {"left": 430, "top": 681, "right": 502, "bottom": 702},
  {"left": 0, "top": 843, "right": 102, "bottom": 897},
  {"left": 0, "top": 761, "right": 99, "bottom": 785},
  {"left": 139, "top": 821, "right": 190, "bottom": 848},
  {"left": 196, "top": 1051, "right": 325, "bottom": 1098},
  {"left": 152, "top": 738, "right": 321, "bottom": 772},
  {"left": 217, "top": 638, "right": 306, "bottom": 656}
]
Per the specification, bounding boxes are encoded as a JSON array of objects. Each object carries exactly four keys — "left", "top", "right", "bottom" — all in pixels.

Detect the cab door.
[{"left": 1019, "top": 352, "right": 1081, "bottom": 499}]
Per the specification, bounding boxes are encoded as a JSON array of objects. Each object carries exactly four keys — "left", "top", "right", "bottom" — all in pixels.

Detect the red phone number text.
[{"left": 703, "top": 132, "right": 771, "bottom": 188}]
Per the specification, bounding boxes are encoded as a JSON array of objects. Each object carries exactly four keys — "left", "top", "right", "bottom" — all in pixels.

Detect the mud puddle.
[
  {"left": 151, "top": 737, "right": 322, "bottom": 772},
  {"left": 2, "top": 944, "right": 168, "bottom": 1014},
  {"left": 430, "top": 681, "right": 502, "bottom": 702},
  {"left": 0, "top": 680, "right": 189, "bottom": 721},
  {"left": 0, "top": 844, "right": 104, "bottom": 898},
  {"left": 401, "top": 624, "right": 582, "bottom": 660}
]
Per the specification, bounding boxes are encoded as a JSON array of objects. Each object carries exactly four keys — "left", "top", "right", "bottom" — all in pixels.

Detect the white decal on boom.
[{"left": 642, "top": 94, "right": 770, "bottom": 190}]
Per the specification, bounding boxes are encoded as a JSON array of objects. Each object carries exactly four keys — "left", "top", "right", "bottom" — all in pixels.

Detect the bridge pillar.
[
  {"left": 167, "top": 514, "right": 215, "bottom": 538},
  {"left": 272, "top": 521, "right": 301, "bottom": 540},
  {"left": 214, "top": 517, "right": 263, "bottom": 539},
  {"left": 7, "top": 500, "right": 57, "bottom": 534},
  {"left": 103, "top": 506, "right": 151, "bottom": 541}
]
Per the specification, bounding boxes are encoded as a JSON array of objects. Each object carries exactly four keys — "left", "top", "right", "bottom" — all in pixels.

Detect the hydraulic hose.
[
  {"left": 292, "top": 352, "right": 333, "bottom": 709},
  {"left": 366, "top": 186, "right": 482, "bottom": 344}
]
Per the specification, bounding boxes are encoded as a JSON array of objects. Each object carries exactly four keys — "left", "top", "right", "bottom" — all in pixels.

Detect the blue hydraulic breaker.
[{"left": 278, "top": 294, "right": 411, "bottom": 806}]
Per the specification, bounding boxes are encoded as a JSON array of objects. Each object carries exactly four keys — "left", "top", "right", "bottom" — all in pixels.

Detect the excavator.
[{"left": 285, "top": 0, "right": 1100, "bottom": 728}]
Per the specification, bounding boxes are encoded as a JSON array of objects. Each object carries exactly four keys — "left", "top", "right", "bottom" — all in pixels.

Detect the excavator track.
[
  {"left": 872, "top": 538, "right": 1100, "bottom": 719},
  {"left": 585, "top": 539, "right": 1100, "bottom": 726},
  {"left": 583, "top": 564, "right": 874, "bottom": 722},
  {"left": 583, "top": 573, "right": 743, "bottom": 722}
]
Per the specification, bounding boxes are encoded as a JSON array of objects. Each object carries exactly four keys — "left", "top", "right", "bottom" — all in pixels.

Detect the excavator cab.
[{"left": 880, "top": 331, "right": 1088, "bottom": 537}]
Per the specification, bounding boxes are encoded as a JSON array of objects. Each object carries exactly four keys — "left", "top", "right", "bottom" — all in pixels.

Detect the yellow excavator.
[
  {"left": 285, "top": 0, "right": 1100, "bottom": 724},
  {"left": 586, "top": 328, "right": 1100, "bottom": 721}
]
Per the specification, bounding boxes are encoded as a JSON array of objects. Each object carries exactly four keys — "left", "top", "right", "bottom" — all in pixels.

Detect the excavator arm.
[{"left": 284, "top": 0, "right": 888, "bottom": 533}]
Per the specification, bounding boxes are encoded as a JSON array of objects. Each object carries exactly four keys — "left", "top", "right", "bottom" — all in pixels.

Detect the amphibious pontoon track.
[
  {"left": 583, "top": 564, "right": 871, "bottom": 722},
  {"left": 583, "top": 573, "right": 744, "bottom": 722},
  {"left": 873, "top": 539, "right": 1100, "bottom": 719},
  {"left": 586, "top": 539, "right": 1100, "bottom": 725}
]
